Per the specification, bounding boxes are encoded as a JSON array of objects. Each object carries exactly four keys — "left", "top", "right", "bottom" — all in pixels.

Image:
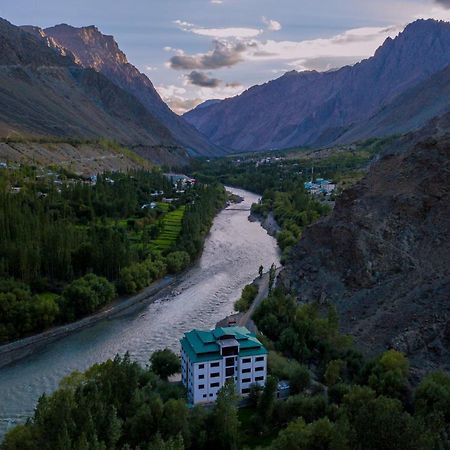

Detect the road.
[{"left": 238, "top": 267, "right": 282, "bottom": 328}]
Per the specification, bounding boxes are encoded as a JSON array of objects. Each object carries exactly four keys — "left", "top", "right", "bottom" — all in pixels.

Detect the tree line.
[
  {"left": 2, "top": 289, "right": 449, "bottom": 449},
  {"left": 0, "top": 166, "right": 226, "bottom": 342}
]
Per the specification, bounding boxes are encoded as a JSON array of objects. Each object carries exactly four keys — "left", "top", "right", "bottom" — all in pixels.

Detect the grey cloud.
[
  {"left": 187, "top": 71, "right": 221, "bottom": 87},
  {"left": 226, "top": 81, "right": 243, "bottom": 88},
  {"left": 435, "top": 0, "right": 450, "bottom": 8},
  {"left": 169, "top": 40, "right": 247, "bottom": 70}
]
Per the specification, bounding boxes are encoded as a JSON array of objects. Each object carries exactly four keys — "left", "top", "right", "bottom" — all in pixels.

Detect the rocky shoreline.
[{"left": 248, "top": 211, "right": 280, "bottom": 237}]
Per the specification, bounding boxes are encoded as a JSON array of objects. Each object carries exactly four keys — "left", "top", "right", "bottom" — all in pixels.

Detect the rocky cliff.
[
  {"left": 39, "top": 24, "right": 224, "bottom": 156},
  {"left": 0, "top": 18, "right": 189, "bottom": 165},
  {"left": 185, "top": 19, "right": 450, "bottom": 152},
  {"left": 282, "top": 123, "right": 450, "bottom": 379}
]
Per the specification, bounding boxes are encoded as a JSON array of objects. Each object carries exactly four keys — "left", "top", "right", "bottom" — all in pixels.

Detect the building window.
[
  {"left": 199, "top": 384, "right": 205, "bottom": 389},
  {"left": 211, "top": 362, "right": 220, "bottom": 368},
  {"left": 242, "top": 358, "right": 251, "bottom": 363},
  {"left": 242, "top": 378, "right": 251, "bottom": 383},
  {"left": 209, "top": 393, "right": 214, "bottom": 397},
  {"left": 226, "top": 367, "right": 235, "bottom": 377},
  {"left": 241, "top": 388, "right": 250, "bottom": 394},
  {"left": 255, "top": 366, "right": 264, "bottom": 372},
  {"left": 203, "top": 394, "right": 207, "bottom": 398},
  {"left": 255, "top": 356, "right": 265, "bottom": 362},
  {"left": 198, "top": 374, "right": 205, "bottom": 379},
  {"left": 255, "top": 376, "right": 264, "bottom": 381},
  {"left": 225, "top": 357, "right": 235, "bottom": 367},
  {"left": 241, "top": 368, "right": 251, "bottom": 373},
  {"left": 198, "top": 364, "right": 204, "bottom": 369},
  {"left": 211, "top": 372, "right": 220, "bottom": 378},
  {"left": 211, "top": 382, "right": 220, "bottom": 388}
]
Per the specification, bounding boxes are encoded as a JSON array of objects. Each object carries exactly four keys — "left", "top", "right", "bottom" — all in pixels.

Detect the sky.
[{"left": 2, "top": 0, "right": 450, "bottom": 114}]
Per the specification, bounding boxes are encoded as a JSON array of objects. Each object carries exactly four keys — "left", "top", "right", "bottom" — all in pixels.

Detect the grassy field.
[{"left": 151, "top": 205, "right": 186, "bottom": 252}]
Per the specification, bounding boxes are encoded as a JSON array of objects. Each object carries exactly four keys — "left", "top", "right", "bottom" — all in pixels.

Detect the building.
[
  {"left": 164, "top": 173, "right": 196, "bottom": 188},
  {"left": 304, "top": 178, "right": 336, "bottom": 196},
  {"left": 180, "top": 326, "right": 268, "bottom": 405}
]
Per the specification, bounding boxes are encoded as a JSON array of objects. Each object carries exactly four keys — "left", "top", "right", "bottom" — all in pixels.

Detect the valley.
[{"left": 0, "top": 6, "right": 449, "bottom": 450}]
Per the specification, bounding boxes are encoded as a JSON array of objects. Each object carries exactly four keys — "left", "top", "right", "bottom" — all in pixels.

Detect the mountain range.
[
  {"left": 27, "top": 24, "right": 224, "bottom": 157},
  {"left": 184, "top": 19, "right": 450, "bottom": 152},
  {"left": 0, "top": 18, "right": 222, "bottom": 166}
]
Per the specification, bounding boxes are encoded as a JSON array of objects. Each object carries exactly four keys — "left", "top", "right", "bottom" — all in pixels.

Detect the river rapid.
[{"left": 0, "top": 187, "right": 280, "bottom": 439}]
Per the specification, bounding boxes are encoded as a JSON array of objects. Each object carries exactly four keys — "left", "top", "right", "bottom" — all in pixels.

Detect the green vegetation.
[
  {"left": 192, "top": 158, "right": 331, "bottom": 262},
  {"left": 151, "top": 206, "right": 186, "bottom": 252},
  {"left": 150, "top": 348, "right": 182, "bottom": 380},
  {"left": 234, "top": 283, "right": 259, "bottom": 313},
  {"left": 0, "top": 166, "right": 226, "bottom": 342},
  {"left": 3, "top": 288, "right": 449, "bottom": 449}
]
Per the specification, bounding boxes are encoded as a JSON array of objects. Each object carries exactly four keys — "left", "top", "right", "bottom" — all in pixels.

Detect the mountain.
[
  {"left": 0, "top": 17, "right": 193, "bottom": 166},
  {"left": 33, "top": 24, "right": 224, "bottom": 157},
  {"left": 281, "top": 117, "right": 450, "bottom": 378},
  {"left": 184, "top": 19, "right": 450, "bottom": 152}
]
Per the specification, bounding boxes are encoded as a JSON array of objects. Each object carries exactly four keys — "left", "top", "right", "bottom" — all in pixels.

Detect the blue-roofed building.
[{"left": 180, "top": 326, "right": 268, "bottom": 404}]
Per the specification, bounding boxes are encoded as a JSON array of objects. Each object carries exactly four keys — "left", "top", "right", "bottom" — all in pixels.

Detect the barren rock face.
[
  {"left": 41, "top": 24, "right": 224, "bottom": 156},
  {"left": 283, "top": 130, "right": 450, "bottom": 379},
  {"left": 184, "top": 19, "right": 450, "bottom": 152}
]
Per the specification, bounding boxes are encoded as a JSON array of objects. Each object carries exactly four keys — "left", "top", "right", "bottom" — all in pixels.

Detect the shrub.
[
  {"left": 165, "top": 251, "right": 191, "bottom": 273},
  {"left": 60, "top": 273, "right": 115, "bottom": 320}
]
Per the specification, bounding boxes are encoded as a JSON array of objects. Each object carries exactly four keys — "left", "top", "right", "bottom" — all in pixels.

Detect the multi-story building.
[{"left": 180, "top": 326, "right": 268, "bottom": 404}]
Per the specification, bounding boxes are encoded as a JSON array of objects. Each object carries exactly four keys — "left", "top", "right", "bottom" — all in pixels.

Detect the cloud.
[
  {"left": 226, "top": 81, "right": 243, "bottom": 88},
  {"left": 174, "top": 19, "right": 261, "bottom": 38},
  {"left": 435, "top": 0, "right": 450, "bottom": 8},
  {"left": 249, "top": 25, "right": 403, "bottom": 70},
  {"left": 186, "top": 71, "right": 221, "bottom": 87},
  {"left": 169, "top": 40, "right": 249, "bottom": 70},
  {"left": 262, "top": 17, "right": 282, "bottom": 32},
  {"left": 210, "top": 0, "right": 223, "bottom": 4},
  {"left": 155, "top": 84, "right": 203, "bottom": 115}
]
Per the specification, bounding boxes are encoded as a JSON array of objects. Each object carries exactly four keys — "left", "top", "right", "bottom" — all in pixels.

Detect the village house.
[
  {"left": 180, "top": 326, "right": 268, "bottom": 405},
  {"left": 304, "top": 178, "right": 336, "bottom": 196},
  {"left": 164, "top": 173, "right": 196, "bottom": 188}
]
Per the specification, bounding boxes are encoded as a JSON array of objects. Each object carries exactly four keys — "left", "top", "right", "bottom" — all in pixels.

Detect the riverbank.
[
  {"left": 248, "top": 211, "right": 281, "bottom": 237},
  {"left": 0, "top": 275, "right": 182, "bottom": 369},
  {"left": 216, "top": 267, "right": 282, "bottom": 332},
  {"left": 0, "top": 187, "right": 280, "bottom": 441}
]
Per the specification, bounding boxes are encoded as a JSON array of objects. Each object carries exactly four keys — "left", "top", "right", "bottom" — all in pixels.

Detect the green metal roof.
[{"left": 181, "top": 326, "right": 267, "bottom": 363}]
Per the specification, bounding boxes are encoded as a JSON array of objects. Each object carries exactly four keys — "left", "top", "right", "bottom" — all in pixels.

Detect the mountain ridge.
[
  {"left": 36, "top": 23, "right": 225, "bottom": 157},
  {"left": 0, "top": 17, "right": 192, "bottom": 165},
  {"left": 184, "top": 19, "right": 450, "bottom": 152}
]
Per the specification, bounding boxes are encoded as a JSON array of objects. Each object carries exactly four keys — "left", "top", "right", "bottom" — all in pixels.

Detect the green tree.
[
  {"left": 289, "top": 365, "right": 311, "bottom": 394},
  {"left": 257, "top": 376, "right": 278, "bottom": 426},
  {"left": 150, "top": 349, "right": 181, "bottom": 380},
  {"left": 212, "top": 381, "right": 240, "bottom": 450},
  {"left": 165, "top": 251, "right": 191, "bottom": 273}
]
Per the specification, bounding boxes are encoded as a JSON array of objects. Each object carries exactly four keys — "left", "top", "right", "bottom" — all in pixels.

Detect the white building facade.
[{"left": 180, "top": 326, "right": 268, "bottom": 404}]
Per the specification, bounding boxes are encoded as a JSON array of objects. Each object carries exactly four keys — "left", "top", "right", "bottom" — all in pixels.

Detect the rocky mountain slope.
[
  {"left": 0, "top": 18, "right": 191, "bottom": 165},
  {"left": 32, "top": 24, "right": 224, "bottom": 157},
  {"left": 282, "top": 118, "right": 450, "bottom": 378},
  {"left": 184, "top": 19, "right": 450, "bottom": 152}
]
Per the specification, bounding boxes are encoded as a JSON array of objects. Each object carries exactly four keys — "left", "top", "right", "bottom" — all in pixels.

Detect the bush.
[
  {"left": 150, "top": 349, "right": 181, "bottom": 380},
  {"left": 234, "top": 284, "right": 259, "bottom": 312},
  {"left": 60, "top": 273, "right": 115, "bottom": 320},
  {"left": 165, "top": 251, "right": 191, "bottom": 273}
]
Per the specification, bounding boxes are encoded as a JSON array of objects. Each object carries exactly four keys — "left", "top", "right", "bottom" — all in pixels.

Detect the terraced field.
[{"left": 151, "top": 205, "right": 186, "bottom": 251}]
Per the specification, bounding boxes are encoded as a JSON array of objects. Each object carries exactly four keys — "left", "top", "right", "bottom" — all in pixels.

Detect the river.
[{"left": 0, "top": 187, "right": 280, "bottom": 439}]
